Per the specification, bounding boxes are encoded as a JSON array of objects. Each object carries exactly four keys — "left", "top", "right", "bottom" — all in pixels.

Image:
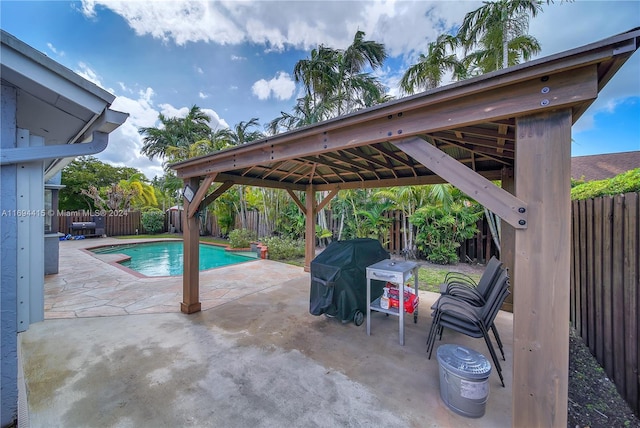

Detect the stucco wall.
[{"left": 1, "top": 84, "right": 19, "bottom": 427}]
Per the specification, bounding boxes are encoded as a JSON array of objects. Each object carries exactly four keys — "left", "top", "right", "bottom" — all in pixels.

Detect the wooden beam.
[
  {"left": 316, "top": 188, "right": 339, "bottom": 212},
  {"left": 286, "top": 189, "right": 305, "bottom": 214},
  {"left": 301, "top": 154, "right": 363, "bottom": 174},
  {"left": 312, "top": 170, "right": 503, "bottom": 192},
  {"left": 394, "top": 137, "right": 528, "bottom": 229},
  {"left": 433, "top": 138, "right": 514, "bottom": 162},
  {"left": 187, "top": 174, "right": 215, "bottom": 218},
  {"left": 215, "top": 172, "right": 306, "bottom": 191},
  {"left": 429, "top": 131, "right": 516, "bottom": 152},
  {"left": 181, "top": 177, "right": 201, "bottom": 314},
  {"left": 173, "top": 66, "right": 597, "bottom": 178},
  {"left": 345, "top": 147, "right": 395, "bottom": 170},
  {"left": 372, "top": 142, "right": 418, "bottom": 171},
  {"left": 513, "top": 110, "right": 572, "bottom": 427},
  {"left": 304, "top": 185, "right": 316, "bottom": 272},
  {"left": 200, "top": 180, "right": 234, "bottom": 208}
]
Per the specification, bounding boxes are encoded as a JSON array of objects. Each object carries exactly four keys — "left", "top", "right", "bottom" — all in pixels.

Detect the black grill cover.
[{"left": 309, "top": 238, "right": 389, "bottom": 322}]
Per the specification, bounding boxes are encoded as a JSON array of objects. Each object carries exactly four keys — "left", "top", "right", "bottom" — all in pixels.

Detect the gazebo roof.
[
  {"left": 169, "top": 28, "right": 639, "bottom": 427},
  {"left": 171, "top": 28, "right": 639, "bottom": 193}
]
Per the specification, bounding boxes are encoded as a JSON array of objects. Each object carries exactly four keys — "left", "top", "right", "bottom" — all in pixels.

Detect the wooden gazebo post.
[
  {"left": 181, "top": 176, "right": 202, "bottom": 314},
  {"left": 181, "top": 174, "right": 216, "bottom": 314},
  {"left": 513, "top": 110, "right": 572, "bottom": 427},
  {"left": 501, "top": 167, "right": 516, "bottom": 312},
  {"left": 304, "top": 185, "right": 316, "bottom": 272}
]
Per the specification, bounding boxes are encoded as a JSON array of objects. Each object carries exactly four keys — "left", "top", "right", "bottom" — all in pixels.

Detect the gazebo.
[{"left": 171, "top": 28, "right": 640, "bottom": 426}]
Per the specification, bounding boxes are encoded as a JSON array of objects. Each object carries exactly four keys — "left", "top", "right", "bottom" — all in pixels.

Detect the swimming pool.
[{"left": 91, "top": 241, "right": 256, "bottom": 276}]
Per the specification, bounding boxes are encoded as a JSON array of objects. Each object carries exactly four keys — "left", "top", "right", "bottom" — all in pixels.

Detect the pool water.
[{"left": 92, "top": 241, "right": 256, "bottom": 276}]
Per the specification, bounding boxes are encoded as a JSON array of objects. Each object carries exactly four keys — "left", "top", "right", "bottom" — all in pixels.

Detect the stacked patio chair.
[
  {"left": 433, "top": 256, "right": 504, "bottom": 350},
  {"left": 427, "top": 262, "right": 510, "bottom": 386},
  {"left": 438, "top": 256, "right": 503, "bottom": 303}
]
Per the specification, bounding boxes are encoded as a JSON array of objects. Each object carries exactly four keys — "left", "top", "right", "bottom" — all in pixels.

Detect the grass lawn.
[{"left": 417, "top": 267, "right": 480, "bottom": 293}]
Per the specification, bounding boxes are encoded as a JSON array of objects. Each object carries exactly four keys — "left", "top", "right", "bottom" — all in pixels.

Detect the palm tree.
[
  {"left": 293, "top": 46, "right": 340, "bottom": 108},
  {"left": 375, "top": 186, "right": 432, "bottom": 258},
  {"left": 152, "top": 172, "right": 182, "bottom": 211},
  {"left": 457, "top": 0, "right": 543, "bottom": 71},
  {"left": 217, "top": 118, "right": 264, "bottom": 228},
  {"left": 343, "top": 30, "right": 387, "bottom": 75},
  {"left": 121, "top": 173, "right": 158, "bottom": 208},
  {"left": 400, "top": 34, "right": 464, "bottom": 94},
  {"left": 267, "top": 94, "right": 336, "bottom": 134},
  {"left": 339, "top": 30, "right": 387, "bottom": 113},
  {"left": 139, "top": 105, "right": 212, "bottom": 162},
  {"left": 289, "top": 30, "right": 388, "bottom": 125}
]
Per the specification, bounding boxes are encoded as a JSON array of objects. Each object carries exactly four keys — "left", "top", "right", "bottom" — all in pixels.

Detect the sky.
[{"left": 1, "top": 0, "right": 639, "bottom": 180}]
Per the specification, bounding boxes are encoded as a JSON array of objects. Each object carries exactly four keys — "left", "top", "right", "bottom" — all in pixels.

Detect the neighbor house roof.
[{"left": 572, "top": 151, "right": 640, "bottom": 181}]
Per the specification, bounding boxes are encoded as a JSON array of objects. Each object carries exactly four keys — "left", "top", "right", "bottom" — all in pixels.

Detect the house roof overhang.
[
  {"left": 171, "top": 28, "right": 640, "bottom": 193},
  {"left": 0, "top": 30, "right": 128, "bottom": 179}
]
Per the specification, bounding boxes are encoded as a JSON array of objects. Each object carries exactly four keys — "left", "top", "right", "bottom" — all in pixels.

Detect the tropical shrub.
[
  {"left": 228, "top": 228, "right": 256, "bottom": 248},
  {"left": 276, "top": 201, "right": 305, "bottom": 239},
  {"left": 261, "top": 236, "right": 305, "bottom": 260},
  {"left": 141, "top": 208, "right": 165, "bottom": 234},
  {"left": 571, "top": 168, "right": 640, "bottom": 200},
  {"left": 410, "top": 202, "right": 482, "bottom": 264}
]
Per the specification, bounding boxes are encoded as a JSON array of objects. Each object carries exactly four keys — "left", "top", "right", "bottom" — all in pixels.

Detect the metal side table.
[{"left": 366, "top": 259, "right": 419, "bottom": 345}]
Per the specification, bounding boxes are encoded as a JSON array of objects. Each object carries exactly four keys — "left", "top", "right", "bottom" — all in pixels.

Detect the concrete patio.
[{"left": 19, "top": 238, "right": 513, "bottom": 427}]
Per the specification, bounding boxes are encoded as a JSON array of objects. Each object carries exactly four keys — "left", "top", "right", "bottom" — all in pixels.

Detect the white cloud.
[
  {"left": 95, "top": 87, "right": 230, "bottom": 179},
  {"left": 79, "top": 0, "right": 639, "bottom": 144},
  {"left": 198, "top": 92, "right": 209, "bottom": 99},
  {"left": 79, "top": 0, "right": 465, "bottom": 55},
  {"left": 251, "top": 80, "right": 270, "bottom": 100},
  {"left": 81, "top": 0, "right": 245, "bottom": 45},
  {"left": 252, "top": 71, "right": 295, "bottom": 101},
  {"left": 46, "top": 42, "right": 64, "bottom": 57},
  {"left": 75, "top": 62, "right": 104, "bottom": 88},
  {"left": 97, "top": 87, "right": 163, "bottom": 179}
]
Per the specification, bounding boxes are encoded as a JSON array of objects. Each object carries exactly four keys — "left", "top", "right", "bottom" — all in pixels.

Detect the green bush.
[
  {"left": 261, "top": 236, "right": 305, "bottom": 260},
  {"left": 410, "top": 202, "right": 481, "bottom": 264},
  {"left": 141, "top": 208, "right": 165, "bottom": 234},
  {"left": 571, "top": 168, "right": 640, "bottom": 200},
  {"left": 228, "top": 228, "right": 256, "bottom": 248}
]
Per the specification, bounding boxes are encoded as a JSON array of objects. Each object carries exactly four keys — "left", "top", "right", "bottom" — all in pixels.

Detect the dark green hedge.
[{"left": 571, "top": 168, "right": 640, "bottom": 200}]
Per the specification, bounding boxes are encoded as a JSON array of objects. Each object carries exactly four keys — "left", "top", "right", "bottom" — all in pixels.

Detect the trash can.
[{"left": 436, "top": 344, "right": 492, "bottom": 418}]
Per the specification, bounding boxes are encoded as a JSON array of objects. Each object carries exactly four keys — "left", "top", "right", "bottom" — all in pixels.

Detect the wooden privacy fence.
[
  {"left": 168, "top": 208, "right": 496, "bottom": 263},
  {"left": 60, "top": 207, "right": 496, "bottom": 263},
  {"left": 571, "top": 192, "right": 639, "bottom": 416},
  {"left": 58, "top": 211, "right": 143, "bottom": 236}
]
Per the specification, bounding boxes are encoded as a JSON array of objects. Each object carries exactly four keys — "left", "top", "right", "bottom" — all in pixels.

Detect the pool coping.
[{"left": 81, "top": 239, "right": 260, "bottom": 279}]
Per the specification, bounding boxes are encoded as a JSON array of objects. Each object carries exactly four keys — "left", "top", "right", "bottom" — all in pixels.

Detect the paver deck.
[{"left": 45, "top": 237, "right": 305, "bottom": 318}]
